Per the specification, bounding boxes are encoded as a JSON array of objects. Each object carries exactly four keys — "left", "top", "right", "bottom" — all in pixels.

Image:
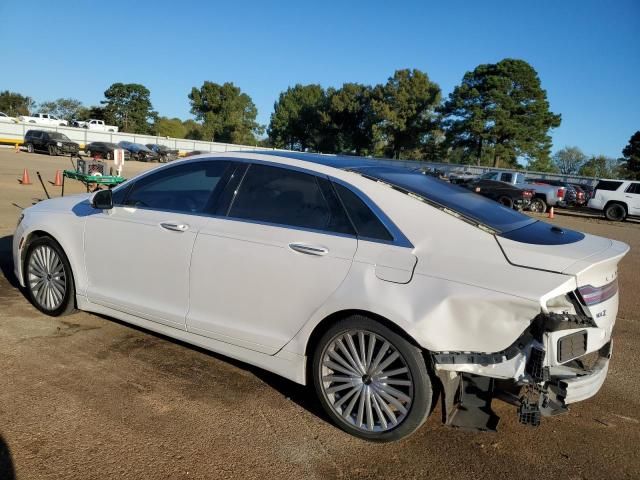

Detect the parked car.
[
  {"left": 413, "top": 166, "right": 446, "bottom": 179},
  {"left": 588, "top": 179, "right": 640, "bottom": 221},
  {"left": 0, "top": 111, "right": 17, "bottom": 123},
  {"left": 13, "top": 151, "right": 629, "bottom": 441},
  {"left": 117, "top": 141, "right": 159, "bottom": 162},
  {"left": 448, "top": 170, "right": 478, "bottom": 184},
  {"left": 24, "top": 129, "right": 79, "bottom": 156},
  {"left": 529, "top": 179, "right": 583, "bottom": 207},
  {"left": 72, "top": 119, "right": 118, "bottom": 132},
  {"left": 145, "top": 144, "right": 179, "bottom": 163},
  {"left": 465, "top": 179, "right": 533, "bottom": 210},
  {"left": 184, "top": 150, "right": 207, "bottom": 157},
  {"left": 570, "top": 183, "right": 595, "bottom": 201},
  {"left": 18, "top": 113, "right": 69, "bottom": 126},
  {"left": 86, "top": 142, "right": 130, "bottom": 160},
  {"left": 477, "top": 171, "right": 566, "bottom": 213}
]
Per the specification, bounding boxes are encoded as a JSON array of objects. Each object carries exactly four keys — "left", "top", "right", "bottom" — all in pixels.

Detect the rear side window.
[
  {"left": 333, "top": 183, "right": 393, "bottom": 241},
  {"left": 229, "top": 164, "right": 353, "bottom": 234},
  {"left": 124, "top": 161, "right": 229, "bottom": 213},
  {"left": 625, "top": 183, "right": 640, "bottom": 194},
  {"left": 595, "top": 180, "right": 623, "bottom": 191}
]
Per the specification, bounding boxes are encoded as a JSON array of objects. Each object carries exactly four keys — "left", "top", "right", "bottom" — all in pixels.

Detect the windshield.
[
  {"left": 50, "top": 132, "right": 69, "bottom": 141},
  {"left": 350, "top": 166, "right": 535, "bottom": 233}
]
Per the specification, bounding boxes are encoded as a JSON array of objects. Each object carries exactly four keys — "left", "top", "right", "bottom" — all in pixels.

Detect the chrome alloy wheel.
[
  {"left": 27, "top": 245, "right": 67, "bottom": 311},
  {"left": 319, "top": 330, "right": 414, "bottom": 433}
]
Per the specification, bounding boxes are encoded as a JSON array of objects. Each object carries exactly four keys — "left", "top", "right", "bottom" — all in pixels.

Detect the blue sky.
[{"left": 1, "top": 0, "right": 638, "bottom": 157}]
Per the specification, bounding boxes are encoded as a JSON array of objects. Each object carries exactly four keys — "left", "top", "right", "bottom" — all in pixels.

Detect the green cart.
[{"left": 62, "top": 170, "right": 127, "bottom": 196}]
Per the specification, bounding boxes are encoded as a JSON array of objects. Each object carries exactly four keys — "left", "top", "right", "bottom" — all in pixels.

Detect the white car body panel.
[
  {"left": 188, "top": 216, "right": 357, "bottom": 354},
  {"left": 18, "top": 113, "right": 69, "bottom": 126},
  {"left": 12, "top": 151, "right": 630, "bottom": 422}
]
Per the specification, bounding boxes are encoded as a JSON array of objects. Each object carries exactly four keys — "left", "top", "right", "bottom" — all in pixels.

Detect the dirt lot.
[{"left": 0, "top": 148, "right": 639, "bottom": 480}]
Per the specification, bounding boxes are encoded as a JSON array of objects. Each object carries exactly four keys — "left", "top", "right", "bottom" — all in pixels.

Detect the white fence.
[
  {"left": 0, "top": 121, "right": 599, "bottom": 184},
  {"left": 0, "top": 121, "right": 273, "bottom": 154}
]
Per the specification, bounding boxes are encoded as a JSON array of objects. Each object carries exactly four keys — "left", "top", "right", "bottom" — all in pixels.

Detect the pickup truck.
[
  {"left": 476, "top": 171, "right": 566, "bottom": 213},
  {"left": 72, "top": 119, "right": 118, "bottom": 132},
  {"left": 18, "top": 113, "right": 68, "bottom": 126}
]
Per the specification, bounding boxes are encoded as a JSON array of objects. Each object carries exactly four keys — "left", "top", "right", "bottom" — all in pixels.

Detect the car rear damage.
[{"left": 430, "top": 236, "right": 628, "bottom": 432}]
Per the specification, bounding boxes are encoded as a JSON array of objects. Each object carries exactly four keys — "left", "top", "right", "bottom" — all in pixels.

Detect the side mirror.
[{"left": 91, "top": 189, "right": 113, "bottom": 210}]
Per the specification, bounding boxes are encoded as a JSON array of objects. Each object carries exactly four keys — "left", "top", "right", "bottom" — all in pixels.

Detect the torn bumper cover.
[{"left": 431, "top": 312, "right": 613, "bottom": 431}]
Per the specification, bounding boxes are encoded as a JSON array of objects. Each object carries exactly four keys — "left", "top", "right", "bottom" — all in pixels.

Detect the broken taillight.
[
  {"left": 577, "top": 279, "right": 618, "bottom": 306},
  {"left": 523, "top": 189, "right": 533, "bottom": 198},
  {"left": 557, "top": 188, "right": 565, "bottom": 199}
]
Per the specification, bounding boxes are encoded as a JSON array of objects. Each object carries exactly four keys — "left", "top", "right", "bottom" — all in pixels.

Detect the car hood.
[
  {"left": 496, "top": 221, "right": 624, "bottom": 273},
  {"left": 27, "top": 193, "right": 92, "bottom": 214}
]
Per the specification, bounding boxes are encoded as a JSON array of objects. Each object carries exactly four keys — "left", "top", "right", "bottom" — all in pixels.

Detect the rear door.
[
  {"left": 624, "top": 182, "right": 640, "bottom": 215},
  {"left": 187, "top": 163, "right": 358, "bottom": 354}
]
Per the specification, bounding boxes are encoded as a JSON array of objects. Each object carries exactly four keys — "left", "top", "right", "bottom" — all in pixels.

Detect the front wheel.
[
  {"left": 24, "top": 237, "right": 76, "bottom": 316},
  {"left": 26, "top": 143, "right": 34, "bottom": 153},
  {"left": 312, "top": 315, "right": 433, "bottom": 442},
  {"left": 48, "top": 145, "right": 58, "bottom": 156}
]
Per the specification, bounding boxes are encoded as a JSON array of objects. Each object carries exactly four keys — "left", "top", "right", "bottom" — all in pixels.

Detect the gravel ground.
[{"left": 1, "top": 149, "right": 639, "bottom": 479}]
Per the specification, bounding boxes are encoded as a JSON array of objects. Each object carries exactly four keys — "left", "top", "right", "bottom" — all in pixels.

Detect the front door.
[
  {"left": 187, "top": 163, "right": 358, "bottom": 354},
  {"left": 84, "top": 160, "right": 231, "bottom": 329}
]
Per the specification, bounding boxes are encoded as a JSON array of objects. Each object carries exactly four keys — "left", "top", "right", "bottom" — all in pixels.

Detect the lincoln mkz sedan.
[{"left": 13, "top": 152, "right": 628, "bottom": 441}]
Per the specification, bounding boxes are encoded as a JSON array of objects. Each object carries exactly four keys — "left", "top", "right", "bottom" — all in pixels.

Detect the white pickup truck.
[
  {"left": 18, "top": 113, "right": 68, "bottom": 126},
  {"left": 477, "top": 171, "right": 567, "bottom": 213},
  {"left": 72, "top": 119, "right": 118, "bottom": 132}
]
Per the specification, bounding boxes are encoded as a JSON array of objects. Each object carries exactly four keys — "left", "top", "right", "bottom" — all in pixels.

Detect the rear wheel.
[
  {"left": 48, "top": 145, "right": 58, "bottom": 156},
  {"left": 24, "top": 237, "right": 76, "bottom": 316},
  {"left": 529, "top": 197, "right": 547, "bottom": 214},
  {"left": 26, "top": 143, "right": 34, "bottom": 153},
  {"left": 312, "top": 315, "right": 432, "bottom": 442},
  {"left": 604, "top": 202, "right": 626, "bottom": 221},
  {"left": 106, "top": 151, "right": 113, "bottom": 160}
]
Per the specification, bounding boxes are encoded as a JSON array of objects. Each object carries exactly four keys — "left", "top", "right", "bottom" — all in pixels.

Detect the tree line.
[{"left": 0, "top": 57, "right": 638, "bottom": 179}]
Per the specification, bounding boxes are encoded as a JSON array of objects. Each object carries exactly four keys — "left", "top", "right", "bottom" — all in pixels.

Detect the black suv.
[{"left": 24, "top": 130, "right": 79, "bottom": 156}]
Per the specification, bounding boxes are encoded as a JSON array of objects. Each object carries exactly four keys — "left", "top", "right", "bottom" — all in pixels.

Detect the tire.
[
  {"left": 48, "top": 145, "right": 58, "bottom": 156},
  {"left": 106, "top": 151, "right": 113, "bottom": 160},
  {"left": 26, "top": 143, "right": 34, "bottom": 153},
  {"left": 23, "top": 237, "right": 76, "bottom": 317},
  {"left": 312, "top": 315, "right": 432, "bottom": 442},
  {"left": 498, "top": 196, "right": 514, "bottom": 209},
  {"left": 604, "top": 202, "right": 626, "bottom": 222},
  {"left": 529, "top": 197, "right": 547, "bottom": 214}
]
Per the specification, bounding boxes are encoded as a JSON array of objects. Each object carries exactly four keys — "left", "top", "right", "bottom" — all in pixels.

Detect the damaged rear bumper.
[{"left": 431, "top": 311, "right": 614, "bottom": 431}]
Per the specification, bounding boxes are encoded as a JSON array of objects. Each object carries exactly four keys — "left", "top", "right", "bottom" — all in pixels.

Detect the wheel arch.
[
  {"left": 604, "top": 200, "right": 628, "bottom": 213},
  {"left": 21, "top": 229, "right": 79, "bottom": 298}
]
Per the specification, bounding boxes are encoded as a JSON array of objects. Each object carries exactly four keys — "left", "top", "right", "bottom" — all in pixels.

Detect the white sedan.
[
  {"left": 13, "top": 152, "right": 629, "bottom": 441},
  {"left": 0, "top": 111, "right": 17, "bottom": 123}
]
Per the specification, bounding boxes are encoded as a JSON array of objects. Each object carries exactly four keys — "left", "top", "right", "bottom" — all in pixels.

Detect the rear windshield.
[
  {"left": 350, "top": 166, "right": 535, "bottom": 233},
  {"left": 595, "top": 180, "right": 622, "bottom": 191}
]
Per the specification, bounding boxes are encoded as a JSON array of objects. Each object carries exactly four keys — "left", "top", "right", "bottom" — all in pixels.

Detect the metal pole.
[{"left": 36, "top": 171, "right": 51, "bottom": 199}]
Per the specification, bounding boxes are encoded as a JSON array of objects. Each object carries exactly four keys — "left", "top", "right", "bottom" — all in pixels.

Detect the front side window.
[
  {"left": 123, "top": 161, "right": 230, "bottom": 213},
  {"left": 228, "top": 164, "right": 353, "bottom": 234}
]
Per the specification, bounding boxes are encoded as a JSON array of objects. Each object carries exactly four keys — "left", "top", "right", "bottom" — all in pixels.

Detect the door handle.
[
  {"left": 288, "top": 243, "right": 329, "bottom": 256},
  {"left": 160, "top": 222, "right": 189, "bottom": 232}
]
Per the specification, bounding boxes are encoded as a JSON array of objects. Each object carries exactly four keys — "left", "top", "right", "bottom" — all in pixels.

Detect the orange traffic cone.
[
  {"left": 548, "top": 206, "right": 554, "bottom": 219},
  {"left": 20, "top": 168, "right": 32, "bottom": 185},
  {"left": 53, "top": 170, "right": 63, "bottom": 187}
]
